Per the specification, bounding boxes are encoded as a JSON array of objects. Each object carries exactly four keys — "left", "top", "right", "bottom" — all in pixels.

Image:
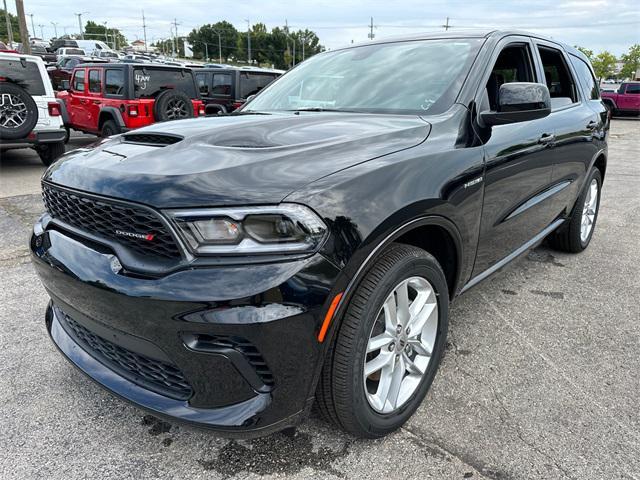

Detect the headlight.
[{"left": 165, "top": 204, "right": 328, "bottom": 255}]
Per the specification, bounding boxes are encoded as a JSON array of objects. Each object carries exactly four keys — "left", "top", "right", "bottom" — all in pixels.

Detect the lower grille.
[{"left": 59, "top": 312, "right": 192, "bottom": 400}]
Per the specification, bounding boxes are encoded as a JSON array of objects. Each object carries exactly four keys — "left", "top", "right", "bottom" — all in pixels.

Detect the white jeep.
[{"left": 0, "top": 52, "right": 66, "bottom": 166}]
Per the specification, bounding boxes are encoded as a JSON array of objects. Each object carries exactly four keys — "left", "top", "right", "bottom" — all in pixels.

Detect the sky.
[{"left": 7, "top": 0, "right": 640, "bottom": 56}]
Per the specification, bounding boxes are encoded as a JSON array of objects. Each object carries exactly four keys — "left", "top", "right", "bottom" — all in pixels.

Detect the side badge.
[{"left": 464, "top": 177, "right": 483, "bottom": 189}]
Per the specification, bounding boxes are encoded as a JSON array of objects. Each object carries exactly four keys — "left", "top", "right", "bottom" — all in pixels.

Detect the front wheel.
[
  {"left": 548, "top": 167, "right": 602, "bottom": 253},
  {"left": 315, "top": 243, "right": 449, "bottom": 438}
]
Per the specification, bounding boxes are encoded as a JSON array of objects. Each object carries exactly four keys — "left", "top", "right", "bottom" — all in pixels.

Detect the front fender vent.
[{"left": 122, "top": 133, "right": 183, "bottom": 146}]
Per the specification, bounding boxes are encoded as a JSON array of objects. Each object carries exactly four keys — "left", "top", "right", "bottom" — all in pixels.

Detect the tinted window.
[
  {"left": 0, "top": 59, "right": 45, "bottom": 95},
  {"left": 569, "top": 54, "right": 599, "bottom": 100},
  {"left": 65, "top": 48, "right": 85, "bottom": 55},
  {"left": 195, "top": 73, "right": 209, "bottom": 95},
  {"left": 626, "top": 84, "right": 640, "bottom": 94},
  {"left": 105, "top": 69, "right": 124, "bottom": 95},
  {"left": 64, "top": 58, "right": 80, "bottom": 69},
  {"left": 212, "top": 73, "right": 232, "bottom": 96},
  {"left": 239, "top": 73, "right": 278, "bottom": 98},
  {"left": 133, "top": 68, "right": 197, "bottom": 98},
  {"left": 72, "top": 69, "right": 85, "bottom": 91},
  {"left": 538, "top": 46, "right": 577, "bottom": 103},
  {"left": 245, "top": 39, "right": 482, "bottom": 114},
  {"left": 31, "top": 45, "right": 47, "bottom": 54},
  {"left": 88, "top": 69, "right": 101, "bottom": 93},
  {"left": 486, "top": 44, "right": 535, "bottom": 110}
]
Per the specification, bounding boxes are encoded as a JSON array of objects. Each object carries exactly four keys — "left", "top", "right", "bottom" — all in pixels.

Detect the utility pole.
[
  {"left": 368, "top": 17, "right": 375, "bottom": 40},
  {"left": 27, "top": 13, "right": 34, "bottom": 38},
  {"left": 142, "top": 10, "right": 148, "bottom": 52},
  {"left": 171, "top": 18, "right": 180, "bottom": 57},
  {"left": 212, "top": 29, "right": 222, "bottom": 63},
  {"left": 3, "top": 0, "right": 14, "bottom": 48},
  {"left": 38, "top": 23, "right": 44, "bottom": 40},
  {"left": 15, "top": 0, "right": 30, "bottom": 53},
  {"left": 74, "top": 12, "right": 88, "bottom": 39},
  {"left": 442, "top": 17, "right": 451, "bottom": 31},
  {"left": 50, "top": 21, "right": 58, "bottom": 38},
  {"left": 245, "top": 19, "right": 251, "bottom": 64}
]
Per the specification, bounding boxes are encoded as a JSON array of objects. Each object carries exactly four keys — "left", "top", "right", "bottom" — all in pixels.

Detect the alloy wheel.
[
  {"left": 0, "top": 93, "right": 28, "bottom": 129},
  {"left": 363, "top": 276, "right": 438, "bottom": 414},
  {"left": 165, "top": 99, "right": 188, "bottom": 120},
  {"left": 580, "top": 178, "right": 598, "bottom": 243}
]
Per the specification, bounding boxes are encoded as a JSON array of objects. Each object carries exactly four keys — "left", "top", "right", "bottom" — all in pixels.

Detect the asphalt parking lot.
[{"left": 1, "top": 120, "right": 639, "bottom": 480}]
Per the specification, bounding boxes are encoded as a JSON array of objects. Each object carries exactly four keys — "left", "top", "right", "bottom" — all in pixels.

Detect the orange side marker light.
[{"left": 317, "top": 293, "right": 344, "bottom": 343}]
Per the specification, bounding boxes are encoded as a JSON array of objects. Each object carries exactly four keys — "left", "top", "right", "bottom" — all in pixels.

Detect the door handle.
[
  {"left": 586, "top": 121, "right": 598, "bottom": 130},
  {"left": 538, "top": 133, "right": 555, "bottom": 145},
  {"left": 92, "top": 100, "right": 101, "bottom": 105},
  {"left": 79, "top": 99, "right": 87, "bottom": 104}
]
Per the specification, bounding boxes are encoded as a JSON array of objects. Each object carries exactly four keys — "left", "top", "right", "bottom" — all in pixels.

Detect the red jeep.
[
  {"left": 57, "top": 63, "right": 205, "bottom": 137},
  {"left": 601, "top": 82, "right": 640, "bottom": 116}
]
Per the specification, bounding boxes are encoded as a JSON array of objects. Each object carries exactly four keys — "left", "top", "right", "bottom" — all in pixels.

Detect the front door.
[
  {"left": 67, "top": 68, "right": 88, "bottom": 129},
  {"left": 472, "top": 37, "right": 559, "bottom": 276}
]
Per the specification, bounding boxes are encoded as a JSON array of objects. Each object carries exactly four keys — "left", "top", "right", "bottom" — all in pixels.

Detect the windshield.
[
  {"left": 245, "top": 39, "right": 482, "bottom": 115},
  {"left": 133, "top": 68, "right": 197, "bottom": 98}
]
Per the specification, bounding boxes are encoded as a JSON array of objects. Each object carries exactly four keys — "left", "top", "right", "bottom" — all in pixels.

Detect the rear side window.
[
  {"left": 88, "top": 69, "right": 101, "bottom": 93},
  {"left": 105, "top": 69, "right": 124, "bottom": 95},
  {"left": 212, "top": 73, "right": 232, "bottom": 96},
  {"left": 538, "top": 46, "right": 577, "bottom": 104},
  {"left": 72, "top": 70, "right": 85, "bottom": 91},
  {"left": 195, "top": 73, "right": 209, "bottom": 95},
  {"left": 569, "top": 55, "right": 599, "bottom": 100},
  {"left": 239, "top": 73, "right": 277, "bottom": 99},
  {"left": 133, "top": 68, "right": 197, "bottom": 98},
  {"left": 626, "top": 84, "right": 640, "bottom": 94},
  {"left": 0, "top": 59, "right": 46, "bottom": 96}
]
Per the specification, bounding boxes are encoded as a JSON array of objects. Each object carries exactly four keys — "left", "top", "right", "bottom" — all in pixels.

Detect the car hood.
[{"left": 44, "top": 113, "right": 430, "bottom": 207}]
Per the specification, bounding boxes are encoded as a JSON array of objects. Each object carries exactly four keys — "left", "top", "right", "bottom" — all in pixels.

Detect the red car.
[
  {"left": 601, "top": 82, "right": 640, "bottom": 115},
  {"left": 57, "top": 63, "right": 205, "bottom": 137}
]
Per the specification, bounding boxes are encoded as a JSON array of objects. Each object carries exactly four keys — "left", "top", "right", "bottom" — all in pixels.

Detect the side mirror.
[
  {"left": 60, "top": 79, "right": 70, "bottom": 91},
  {"left": 479, "top": 82, "right": 551, "bottom": 127}
]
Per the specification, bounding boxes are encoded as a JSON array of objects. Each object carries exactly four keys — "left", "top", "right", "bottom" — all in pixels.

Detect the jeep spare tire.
[
  {"left": 0, "top": 82, "right": 39, "bottom": 140},
  {"left": 153, "top": 89, "right": 194, "bottom": 122}
]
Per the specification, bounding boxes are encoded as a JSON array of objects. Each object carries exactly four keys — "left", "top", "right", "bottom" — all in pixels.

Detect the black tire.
[
  {"left": 315, "top": 243, "right": 449, "bottom": 438},
  {"left": 100, "top": 119, "right": 119, "bottom": 138},
  {"left": 548, "top": 167, "right": 602, "bottom": 253},
  {"left": 0, "top": 82, "right": 39, "bottom": 140},
  {"left": 36, "top": 141, "right": 65, "bottom": 166},
  {"left": 153, "top": 90, "right": 194, "bottom": 122}
]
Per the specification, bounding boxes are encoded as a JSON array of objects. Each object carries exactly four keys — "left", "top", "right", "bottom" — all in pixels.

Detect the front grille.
[
  {"left": 59, "top": 312, "right": 193, "bottom": 400},
  {"left": 122, "top": 133, "right": 183, "bottom": 146},
  {"left": 42, "top": 183, "right": 181, "bottom": 259}
]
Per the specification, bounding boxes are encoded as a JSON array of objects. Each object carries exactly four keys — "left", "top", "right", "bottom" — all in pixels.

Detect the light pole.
[
  {"left": 3, "top": 0, "right": 14, "bottom": 48},
  {"left": 50, "top": 21, "right": 58, "bottom": 38},
  {"left": 103, "top": 21, "right": 109, "bottom": 46},
  {"left": 27, "top": 13, "right": 35, "bottom": 39},
  {"left": 245, "top": 19, "right": 251, "bottom": 64},
  {"left": 38, "top": 23, "right": 44, "bottom": 40},
  {"left": 74, "top": 12, "right": 89, "bottom": 39}
]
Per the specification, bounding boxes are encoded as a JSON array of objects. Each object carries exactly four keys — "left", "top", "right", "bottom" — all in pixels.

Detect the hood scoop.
[{"left": 122, "top": 133, "right": 183, "bottom": 147}]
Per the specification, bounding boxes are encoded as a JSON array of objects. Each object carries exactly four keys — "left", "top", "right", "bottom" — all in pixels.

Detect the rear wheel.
[
  {"left": 316, "top": 243, "right": 449, "bottom": 438},
  {"left": 36, "top": 141, "right": 65, "bottom": 166},
  {"left": 100, "top": 120, "right": 119, "bottom": 138},
  {"left": 548, "top": 167, "right": 602, "bottom": 253}
]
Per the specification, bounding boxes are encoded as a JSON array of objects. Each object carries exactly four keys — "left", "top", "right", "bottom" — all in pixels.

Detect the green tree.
[
  {"left": 591, "top": 51, "right": 617, "bottom": 82},
  {"left": 187, "top": 21, "right": 238, "bottom": 62},
  {"left": 575, "top": 46, "right": 593, "bottom": 61},
  {"left": 0, "top": 8, "right": 20, "bottom": 43},
  {"left": 84, "top": 20, "right": 127, "bottom": 49},
  {"left": 620, "top": 44, "right": 640, "bottom": 80}
]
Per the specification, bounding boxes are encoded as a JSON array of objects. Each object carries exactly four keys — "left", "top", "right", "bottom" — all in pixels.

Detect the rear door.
[
  {"left": 86, "top": 68, "right": 103, "bottom": 132},
  {"left": 531, "top": 40, "right": 603, "bottom": 217},
  {"left": 211, "top": 72, "right": 233, "bottom": 110},
  {"left": 472, "top": 36, "right": 559, "bottom": 276}
]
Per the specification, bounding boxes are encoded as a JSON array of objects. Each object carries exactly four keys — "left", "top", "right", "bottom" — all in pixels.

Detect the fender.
[
  {"left": 55, "top": 98, "right": 70, "bottom": 126},
  {"left": 601, "top": 97, "right": 617, "bottom": 110},
  {"left": 98, "top": 106, "right": 127, "bottom": 130}
]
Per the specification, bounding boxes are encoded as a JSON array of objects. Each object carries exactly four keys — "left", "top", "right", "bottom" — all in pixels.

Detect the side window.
[
  {"left": 212, "top": 74, "right": 232, "bottom": 96},
  {"left": 105, "top": 70, "right": 124, "bottom": 95},
  {"left": 485, "top": 44, "right": 535, "bottom": 111},
  {"left": 626, "top": 84, "right": 640, "bottom": 94},
  {"left": 569, "top": 55, "right": 599, "bottom": 100},
  {"left": 196, "top": 73, "right": 209, "bottom": 95},
  {"left": 88, "top": 69, "right": 101, "bottom": 93},
  {"left": 72, "top": 69, "right": 85, "bottom": 92},
  {"left": 537, "top": 46, "right": 578, "bottom": 106}
]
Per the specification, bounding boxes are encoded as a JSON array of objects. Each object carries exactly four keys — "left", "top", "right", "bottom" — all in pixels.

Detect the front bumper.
[{"left": 31, "top": 218, "right": 342, "bottom": 436}]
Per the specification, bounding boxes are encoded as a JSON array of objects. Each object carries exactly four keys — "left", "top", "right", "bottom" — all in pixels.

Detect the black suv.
[
  {"left": 31, "top": 31, "right": 608, "bottom": 438},
  {"left": 195, "top": 67, "right": 281, "bottom": 114}
]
